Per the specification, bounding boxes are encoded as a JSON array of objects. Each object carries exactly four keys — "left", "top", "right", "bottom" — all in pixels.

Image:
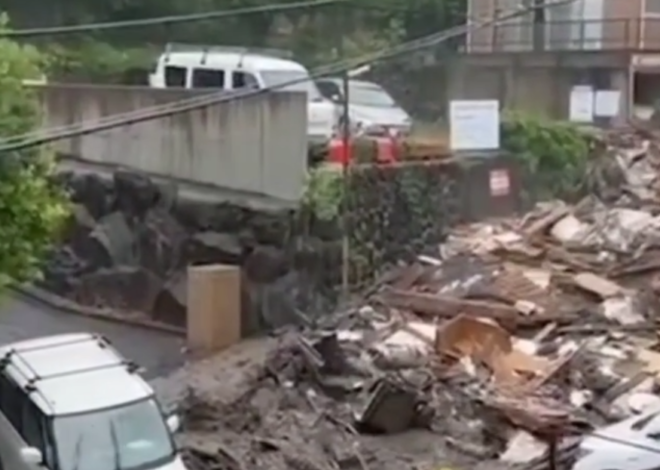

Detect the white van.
[
  {"left": 0, "top": 333, "right": 185, "bottom": 470},
  {"left": 149, "top": 43, "right": 337, "bottom": 144}
]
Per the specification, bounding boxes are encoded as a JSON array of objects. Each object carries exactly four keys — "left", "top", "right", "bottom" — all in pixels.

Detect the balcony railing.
[{"left": 466, "top": 18, "right": 660, "bottom": 53}]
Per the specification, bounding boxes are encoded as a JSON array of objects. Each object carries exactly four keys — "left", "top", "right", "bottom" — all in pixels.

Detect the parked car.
[
  {"left": 149, "top": 43, "right": 337, "bottom": 145},
  {"left": 0, "top": 333, "right": 185, "bottom": 470},
  {"left": 314, "top": 78, "right": 412, "bottom": 136},
  {"left": 574, "top": 406, "right": 660, "bottom": 470}
]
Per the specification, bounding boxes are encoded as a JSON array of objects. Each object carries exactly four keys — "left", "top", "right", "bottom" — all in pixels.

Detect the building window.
[{"left": 646, "top": 0, "right": 660, "bottom": 14}]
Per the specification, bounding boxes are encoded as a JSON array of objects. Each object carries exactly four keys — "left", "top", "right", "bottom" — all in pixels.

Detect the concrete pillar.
[
  {"left": 502, "top": 62, "right": 517, "bottom": 109},
  {"left": 609, "top": 67, "right": 632, "bottom": 126},
  {"left": 446, "top": 61, "right": 467, "bottom": 101},
  {"left": 187, "top": 264, "right": 241, "bottom": 354}
]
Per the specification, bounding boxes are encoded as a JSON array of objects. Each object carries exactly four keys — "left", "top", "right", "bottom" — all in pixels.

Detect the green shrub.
[
  {"left": 0, "top": 15, "right": 71, "bottom": 286},
  {"left": 501, "top": 112, "right": 594, "bottom": 200},
  {"left": 302, "top": 164, "right": 344, "bottom": 223}
]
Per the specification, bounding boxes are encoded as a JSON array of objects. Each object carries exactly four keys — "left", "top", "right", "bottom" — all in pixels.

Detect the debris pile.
[{"left": 176, "top": 128, "right": 660, "bottom": 470}]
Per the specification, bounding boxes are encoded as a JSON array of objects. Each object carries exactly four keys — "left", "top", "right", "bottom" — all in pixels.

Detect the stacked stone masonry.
[{"left": 44, "top": 170, "right": 341, "bottom": 335}]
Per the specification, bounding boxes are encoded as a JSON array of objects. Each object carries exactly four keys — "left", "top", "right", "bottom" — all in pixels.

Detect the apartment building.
[
  {"left": 468, "top": 0, "right": 660, "bottom": 52},
  {"left": 454, "top": 0, "right": 660, "bottom": 120}
]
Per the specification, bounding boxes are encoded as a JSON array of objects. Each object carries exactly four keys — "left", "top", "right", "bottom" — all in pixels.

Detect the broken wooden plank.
[
  {"left": 572, "top": 272, "right": 623, "bottom": 299},
  {"left": 380, "top": 288, "right": 520, "bottom": 322},
  {"left": 523, "top": 206, "right": 570, "bottom": 239}
]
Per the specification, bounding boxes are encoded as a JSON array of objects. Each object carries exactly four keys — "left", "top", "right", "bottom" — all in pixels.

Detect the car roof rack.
[
  {"left": 164, "top": 43, "right": 293, "bottom": 65},
  {"left": 0, "top": 335, "right": 140, "bottom": 414},
  {"left": 0, "top": 335, "right": 138, "bottom": 390}
]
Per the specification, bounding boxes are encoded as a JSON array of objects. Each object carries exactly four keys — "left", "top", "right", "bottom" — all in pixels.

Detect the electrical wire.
[
  {"left": 2, "top": 0, "right": 460, "bottom": 38},
  {"left": 9, "top": 2, "right": 660, "bottom": 461},
  {"left": 0, "top": 0, "right": 345, "bottom": 38},
  {"left": 0, "top": 23, "right": 464, "bottom": 148},
  {"left": 0, "top": 0, "right": 578, "bottom": 153},
  {"left": 0, "top": 10, "right": 536, "bottom": 149},
  {"left": 0, "top": 42, "right": 402, "bottom": 145},
  {"left": 0, "top": 6, "right": 561, "bottom": 150},
  {"left": 7, "top": 4, "right": 660, "bottom": 460}
]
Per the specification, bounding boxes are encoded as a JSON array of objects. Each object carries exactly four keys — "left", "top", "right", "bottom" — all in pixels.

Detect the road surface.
[{"left": 0, "top": 293, "right": 185, "bottom": 379}]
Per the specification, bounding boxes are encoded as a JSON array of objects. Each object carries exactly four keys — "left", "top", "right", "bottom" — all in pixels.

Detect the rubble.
[{"left": 171, "top": 128, "right": 660, "bottom": 470}]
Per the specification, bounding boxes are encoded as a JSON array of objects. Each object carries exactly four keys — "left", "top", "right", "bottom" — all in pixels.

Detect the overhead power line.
[
  {"left": 0, "top": 0, "right": 576, "bottom": 152},
  {"left": 0, "top": 24, "right": 470, "bottom": 149},
  {"left": 1, "top": 0, "right": 344, "bottom": 38},
  {"left": 3, "top": 0, "right": 428, "bottom": 38}
]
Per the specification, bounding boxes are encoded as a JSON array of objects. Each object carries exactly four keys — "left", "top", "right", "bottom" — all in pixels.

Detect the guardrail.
[{"left": 467, "top": 18, "right": 660, "bottom": 53}]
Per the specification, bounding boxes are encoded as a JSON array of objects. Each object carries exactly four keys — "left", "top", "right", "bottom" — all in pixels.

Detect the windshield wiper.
[{"left": 109, "top": 421, "right": 121, "bottom": 470}]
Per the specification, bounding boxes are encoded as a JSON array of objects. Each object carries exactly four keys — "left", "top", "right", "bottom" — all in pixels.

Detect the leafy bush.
[
  {"left": 302, "top": 164, "right": 343, "bottom": 222},
  {"left": 43, "top": 41, "right": 154, "bottom": 83},
  {"left": 501, "top": 112, "right": 594, "bottom": 201},
  {"left": 0, "top": 15, "right": 70, "bottom": 286}
]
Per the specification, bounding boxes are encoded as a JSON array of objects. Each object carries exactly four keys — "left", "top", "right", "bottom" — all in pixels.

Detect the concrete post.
[
  {"left": 610, "top": 68, "right": 631, "bottom": 127},
  {"left": 187, "top": 264, "right": 241, "bottom": 354}
]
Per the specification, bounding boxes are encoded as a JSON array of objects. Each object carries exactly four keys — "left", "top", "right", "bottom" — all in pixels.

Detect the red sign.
[{"left": 489, "top": 169, "right": 510, "bottom": 196}]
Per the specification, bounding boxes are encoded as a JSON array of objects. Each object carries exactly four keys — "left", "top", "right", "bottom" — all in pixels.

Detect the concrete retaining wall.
[{"left": 33, "top": 84, "right": 308, "bottom": 202}]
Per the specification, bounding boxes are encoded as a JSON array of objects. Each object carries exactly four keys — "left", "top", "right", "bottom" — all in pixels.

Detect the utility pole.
[{"left": 338, "top": 2, "right": 351, "bottom": 301}]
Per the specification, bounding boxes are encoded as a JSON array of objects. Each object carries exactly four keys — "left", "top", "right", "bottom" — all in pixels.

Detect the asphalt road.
[{"left": 0, "top": 294, "right": 185, "bottom": 379}]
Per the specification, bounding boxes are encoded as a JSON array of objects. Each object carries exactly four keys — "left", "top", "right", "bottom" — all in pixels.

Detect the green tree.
[
  {"left": 0, "top": 15, "right": 70, "bottom": 287},
  {"left": 6, "top": 0, "right": 467, "bottom": 80}
]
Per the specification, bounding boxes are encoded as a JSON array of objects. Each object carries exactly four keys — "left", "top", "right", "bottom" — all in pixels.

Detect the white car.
[
  {"left": 0, "top": 333, "right": 185, "bottom": 470},
  {"left": 149, "top": 43, "right": 337, "bottom": 144},
  {"left": 574, "top": 406, "right": 660, "bottom": 470}
]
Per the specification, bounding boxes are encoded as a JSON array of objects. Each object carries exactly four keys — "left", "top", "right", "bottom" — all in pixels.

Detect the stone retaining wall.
[{"left": 43, "top": 170, "right": 340, "bottom": 335}]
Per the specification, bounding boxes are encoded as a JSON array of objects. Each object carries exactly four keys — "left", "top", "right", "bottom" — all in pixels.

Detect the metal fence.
[{"left": 469, "top": 17, "right": 660, "bottom": 53}]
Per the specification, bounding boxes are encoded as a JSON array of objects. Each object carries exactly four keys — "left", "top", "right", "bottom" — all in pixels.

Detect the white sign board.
[
  {"left": 449, "top": 100, "right": 500, "bottom": 151},
  {"left": 569, "top": 86, "right": 594, "bottom": 122},
  {"left": 594, "top": 90, "right": 620, "bottom": 117}
]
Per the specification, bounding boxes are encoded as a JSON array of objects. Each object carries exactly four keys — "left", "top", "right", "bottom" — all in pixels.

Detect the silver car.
[{"left": 315, "top": 78, "right": 411, "bottom": 136}]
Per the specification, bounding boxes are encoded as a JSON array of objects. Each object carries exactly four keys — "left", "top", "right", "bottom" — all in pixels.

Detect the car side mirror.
[
  {"left": 330, "top": 93, "right": 344, "bottom": 104},
  {"left": 166, "top": 414, "right": 181, "bottom": 433},
  {"left": 20, "top": 447, "right": 42, "bottom": 464}
]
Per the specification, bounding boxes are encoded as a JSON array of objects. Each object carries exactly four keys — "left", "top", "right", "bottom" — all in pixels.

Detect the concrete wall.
[
  {"left": 34, "top": 84, "right": 308, "bottom": 203},
  {"left": 445, "top": 53, "right": 631, "bottom": 124},
  {"left": 372, "top": 52, "right": 631, "bottom": 124}
]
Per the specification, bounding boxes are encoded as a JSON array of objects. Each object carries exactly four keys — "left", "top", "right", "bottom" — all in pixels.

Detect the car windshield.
[
  {"left": 53, "top": 398, "right": 175, "bottom": 470},
  {"left": 349, "top": 82, "right": 396, "bottom": 108},
  {"left": 261, "top": 70, "right": 322, "bottom": 101}
]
